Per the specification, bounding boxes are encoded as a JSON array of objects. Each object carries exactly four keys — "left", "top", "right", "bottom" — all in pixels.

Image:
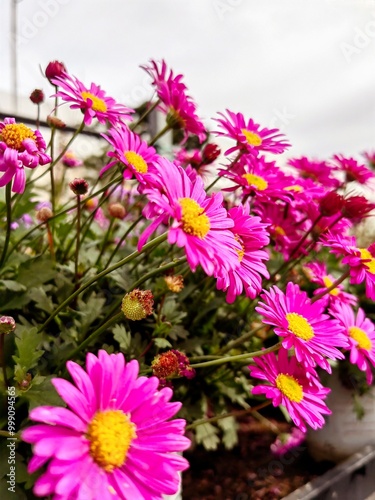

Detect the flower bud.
[
  {"left": 108, "top": 203, "right": 126, "bottom": 220},
  {"left": 0, "top": 316, "right": 16, "bottom": 334},
  {"left": 29, "top": 89, "right": 44, "bottom": 105},
  {"left": 47, "top": 115, "right": 66, "bottom": 129},
  {"left": 69, "top": 178, "right": 89, "bottom": 196},
  {"left": 152, "top": 351, "right": 180, "bottom": 379},
  {"left": 319, "top": 191, "right": 344, "bottom": 217},
  {"left": 342, "top": 195, "right": 375, "bottom": 221},
  {"left": 36, "top": 207, "right": 53, "bottom": 223},
  {"left": 202, "top": 143, "right": 221, "bottom": 164},
  {"left": 164, "top": 274, "right": 184, "bottom": 293},
  {"left": 121, "top": 289, "right": 154, "bottom": 321},
  {"left": 45, "top": 60, "right": 67, "bottom": 82}
]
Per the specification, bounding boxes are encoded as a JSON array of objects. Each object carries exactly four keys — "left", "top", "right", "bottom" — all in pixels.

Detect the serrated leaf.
[
  {"left": 17, "top": 257, "right": 55, "bottom": 288},
  {"left": 12, "top": 327, "right": 44, "bottom": 375},
  {"left": 113, "top": 324, "right": 131, "bottom": 352},
  {"left": 153, "top": 338, "right": 172, "bottom": 349},
  {"left": 0, "top": 280, "right": 26, "bottom": 292},
  {"left": 195, "top": 422, "right": 220, "bottom": 451},
  {"left": 23, "top": 376, "right": 64, "bottom": 410},
  {"left": 27, "top": 287, "right": 54, "bottom": 313},
  {"left": 168, "top": 324, "right": 189, "bottom": 340},
  {"left": 218, "top": 416, "right": 239, "bottom": 450}
]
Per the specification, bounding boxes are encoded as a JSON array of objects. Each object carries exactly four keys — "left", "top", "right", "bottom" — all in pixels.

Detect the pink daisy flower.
[
  {"left": 249, "top": 347, "right": 331, "bottom": 432},
  {"left": 220, "top": 155, "right": 292, "bottom": 203},
  {"left": 270, "top": 427, "right": 306, "bottom": 457},
  {"left": 304, "top": 261, "right": 357, "bottom": 307},
  {"left": 141, "top": 59, "right": 206, "bottom": 143},
  {"left": 333, "top": 154, "right": 375, "bottom": 185},
  {"left": 288, "top": 156, "right": 340, "bottom": 188},
  {"left": 0, "top": 117, "right": 51, "bottom": 193},
  {"left": 322, "top": 233, "right": 375, "bottom": 301},
  {"left": 22, "top": 350, "right": 190, "bottom": 500},
  {"left": 255, "top": 282, "right": 349, "bottom": 372},
  {"left": 52, "top": 74, "right": 134, "bottom": 127},
  {"left": 139, "top": 158, "right": 241, "bottom": 277},
  {"left": 330, "top": 303, "right": 375, "bottom": 384},
  {"left": 213, "top": 109, "right": 290, "bottom": 157},
  {"left": 62, "top": 151, "right": 83, "bottom": 168},
  {"left": 100, "top": 125, "right": 160, "bottom": 183},
  {"left": 215, "top": 203, "right": 270, "bottom": 303}
]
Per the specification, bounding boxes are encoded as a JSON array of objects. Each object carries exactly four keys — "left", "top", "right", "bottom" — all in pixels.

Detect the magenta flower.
[
  {"left": 141, "top": 59, "right": 206, "bottom": 143},
  {"left": 100, "top": 125, "right": 159, "bottom": 182},
  {"left": 215, "top": 204, "right": 270, "bottom": 303},
  {"left": 249, "top": 348, "right": 331, "bottom": 432},
  {"left": 139, "top": 158, "right": 241, "bottom": 277},
  {"left": 270, "top": 427, "right": 306, "bottom": 457},
  {"left": 330, "top": 303, "right": 375, "bottom": 384},
  {"left": 322, "top": 233, "right": 375, "bottom": 301},
  {"left": 52, "top": 74, "right": 134, "bottom": 127},
  {"left": 333, "top": 154, "right": 375, "bottom": 185},
  {"left": 213, "top": 109, "right": 290, "bottom": 156},
  {"left": 288, "top": 156, "right": 340, "bottom": 188},
  {"left": 304, "top": 261, "right": 357, "bottom": 308},
  {"left": 22, "top": 350, "right": 190, "bottom": 499},
  {"left": 255, "top": 282, "right": 349, "bottom": 372},
  {"left": 62, "top": 151, "right": 83, "bottom": 168},
  {"left": 0, "top": 118, "right": 51, "bottom": 193}
]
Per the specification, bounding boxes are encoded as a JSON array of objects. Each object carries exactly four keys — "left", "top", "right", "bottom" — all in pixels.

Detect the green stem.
[
  {"left": 50, "top": 126, "right": 56, "bottom": 213},
  {"left": 217, "top": 324, "right": 267, "bottom": 355},
  {"left": 148, "top": 123, "right": 171, "bottom": 146},
  {"left": 74, "top": 194, "right": 82, "bottom": 283},
  {"left": 311, "top": 268, "right": 350, "bottom": 303},
  {"left": 205, "top": 151, "right": 242, "bottom": 192},
  {"left": 0, "top": 334, "right": 9, "bottom": 388},
  {"left": 94, "top": 218, "right": 115, "bottom": 268},
  {"left": 0, "top": 184, "right": 12, "bottom": 269},
  {"left": 130, "top": 99, "right": 160, "bottom": 130},
  {"left": 190, "top": 342, "right": 282, "bottom": 369},
  {"left": 105, "top": 215, "right": 143, "bottom": 268},
  {"left": 38, "top": 233, "right": 168, "bottom": 333},
  {"left": 0, "top": 430, "right": 20, "bottom": 439},
  {"left": 129, "top": 256, "right": 187, "bottom": 291}
]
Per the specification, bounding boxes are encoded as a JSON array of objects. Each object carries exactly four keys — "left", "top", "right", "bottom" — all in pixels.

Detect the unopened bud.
[
  {"left": 342, "top": 195, "right": 375, "bottom": 221},
  {"left": 45, "top": 60, "right": 67, "bottom": 82},
  {"left": 47, "top": 115, "right": 66, "bottom": 129},
  {"left": 108, "top": 203, "right": 126, "bottom": 219},
  {"left": 36, "top": 207, "right": 53, "bottom": 222},
  {"left": 319, "top": 191, "right": 344, "bottom": 217},
  {"left": 164, "top": 274, "right": 184, "bottom": 293},
  {"left": 202, "top": 143, "right": 221, "bottom": 164},
  {"left": 69, "top": 178, "right": 89, "bottom": 196},
  {"left": 0, "top": 316, "right": 16, "bottom": 334},
  {"left": 29, "top": 89, "right": 44, "bottom": 105},
  {"left": 152, "top": 351, "right": 180, "bottom": 379},
  {"left": 121, "top": 289, "right": 154, "bottom": 321}
]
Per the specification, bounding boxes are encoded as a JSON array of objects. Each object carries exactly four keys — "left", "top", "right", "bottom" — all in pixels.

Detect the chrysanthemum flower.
[
  {"left": 139, "top": 158, "right": 241, "bottom": 277},
  {"left": 62, "top": 151, "right": 82, "bottom": 168},
  {"left": 141, "top": 59, "right": 206, "bottom": 143},
  {"left": 249, "top": 348, "right": 331, "bottom": 432},
  {"left": 52, "top": 74, "right": 134, "bottom": 127},
  {"left": 303, "top": 261, "right": 357, "bottom": 307},
  {"left": 22, "top": 350, "right": 190, "bottom": 500},
  {"left": 215, "top": 204, "right": 270, "bottom": 303},
  {"left": 330, "top": 303, "right": 375, "bottom": 384},
  {"left": 100, "top": 125, "right": 159, "bottom": 183},
  {"left": 270, "top": 427, "right": 306, "bottom": 457},
  {"left": 213, "top": 109, "right": 290, "bottom": 156},
  {"left": 255, "top": 282, "right": 348, "bottom": 372},
  {"left": 322, "top": 233, "right": 375, "bottom": 301},
  {"left": 0, "top": 118, "right": 51, "bottom": 193},
  {"left": 220, "top": 155, "right": 292, "bottom": 203},
  {"left": 333, "top": 154, "right": 375, "bottom": 185},
  {"left": 288, "top": 156, "right": 340, "bottom": 188}
]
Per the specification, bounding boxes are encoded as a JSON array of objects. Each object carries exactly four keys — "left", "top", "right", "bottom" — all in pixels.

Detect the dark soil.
[{"left": 182, "top": 417, "right": 334, "bottom": 500}]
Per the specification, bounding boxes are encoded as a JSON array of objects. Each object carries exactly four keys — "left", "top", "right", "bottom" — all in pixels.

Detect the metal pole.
[{"left": 10, "top": 0, "right": 18, "bottom": 113}]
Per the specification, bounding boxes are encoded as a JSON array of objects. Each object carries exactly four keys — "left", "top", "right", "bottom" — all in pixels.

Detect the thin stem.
[
  {"left": 190, "top": 342, "right": 282, "bottom": 369},
  {"left": 105, "top": 215, "right": 143, "bottom": 268},
  {"left": 311, "top": 268, "right": 351, "bottom": 303},
  {"left": 185, "top": 401, "right": 272, "bottom": 431},
  {"left": 50, "top": 126, "right": 56, "bottom": 213},
  {"left": 38, "top": 233, "right": 168, "bottom": 333},
  {"left": 130, "top": 99, "right": 160, "bottom": 130},
  {"left": 217, "top": 324, "right": 267, "bottom": 355},
  {"left": 0, "top": 334, "right": 9, "bottom": 388},
  {"left": 129, "top": 256, "right": 187, "bottom": 291},
  {"left": 74, "top": 194, "right": 82, "bottom": 283},
  {"left": 46, "top": 222, "right": 55, "bottom": 263},
  {"left": 0, "top": 430, "right": 20, "bottom": 439},
  {"left": 0, "top": 184, "right": 12, "bottom": 269},
  {"left": 148, "top": 123, "right": 171, "bottom": 146},
  {"left": 205, "top": 151, "right": 242, "bottom": 193},
  {"left": 94, "top": 218, "right": 115, "bottom": 268}
]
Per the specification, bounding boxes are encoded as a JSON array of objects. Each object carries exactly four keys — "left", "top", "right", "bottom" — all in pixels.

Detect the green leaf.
[
  {"left": 22, "top": 376, "right": 64, "bottom": 410},
  {"left": 218, "top": 416, "right": 239, "bottom": 450},
  {"left": 12, "top": 327, "right": 44, "bottom": 376},
  {"left": 113, "top": 324, "right": 131, "bottom": 352},
  {"left": 153, "top": 338, "right": 172, "bottom": 349},
  {"left": 0, "top": 281, "right": 27, "bottom": 292},
  {"left": 27, "top": 287, "right": 54, "bottom": 313},
  {"left": 17, "top": 257, "right": 55, "bottom": 288},
  {"left": 195, "top": 422, "right": 220, "bottom": 451}
]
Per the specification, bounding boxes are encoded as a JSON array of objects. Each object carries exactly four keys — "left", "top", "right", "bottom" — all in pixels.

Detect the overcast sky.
[{"left": 0, "top": 0, "right": 374, "bottom": 159}]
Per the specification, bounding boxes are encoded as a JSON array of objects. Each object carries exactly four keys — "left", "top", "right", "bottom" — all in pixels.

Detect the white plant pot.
[{"left": 307, "top": 370, "right": 375, "bottom": 463}]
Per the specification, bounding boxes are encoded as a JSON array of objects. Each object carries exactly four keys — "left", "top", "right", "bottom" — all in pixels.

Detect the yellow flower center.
[
  {"left": 241, "top": 128, "right": 262, "bottom": 146},
  {"left": 81, "top": 91, "right": 108, "bottom": 113},
  {"left": 322, "top": 276, "right": 339, "bottom": 296},
  {"left": 86, "top": 410, "right": 136, "bottom": 472},
  {"left": 349, "top": 326, "right": 372, "bottom": 351},
  {"left": 124, "top": 151, "right": 148, "bottom": 173},
  {"left": 273, "top": 225, "right": 286, "bottom": 236},
  {"left": 0, "top": 123, "right": 36, "bottom": 150},
  {"left": 286, "top": 312, "right": 315, "bottom": 341},
  {"left": 284, "top": 185, "right": 304, "bottom": 193},
  {"left": 235, "top": 234, "right": 245, "bottom": 262},
  {"left": 242, "top": 173, "right": 268, "bottom": 191},
  {"left": 275, "top": 373, "right": 303, "bottom": 403},
  {"left": 359, "top": 248, "right": 375, "bottom": 275},
  {"left": 179, "top": 198, "right": 210, "bottom": 238}
]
